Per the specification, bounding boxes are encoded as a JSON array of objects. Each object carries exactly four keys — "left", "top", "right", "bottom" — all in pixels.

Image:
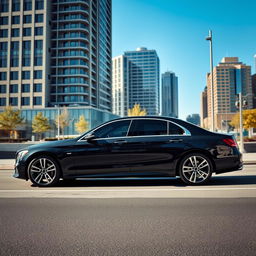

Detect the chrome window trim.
[{"left": 77, "top": 117, "right": 191, "bottom": 142}]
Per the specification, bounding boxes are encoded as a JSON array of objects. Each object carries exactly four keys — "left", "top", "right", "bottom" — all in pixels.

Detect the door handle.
[
  {"left": 169, "top": 139, "right": 183, "bottom": 143},
  {"left": 113, "top": 139, "right": 127, "bottom": 144}
]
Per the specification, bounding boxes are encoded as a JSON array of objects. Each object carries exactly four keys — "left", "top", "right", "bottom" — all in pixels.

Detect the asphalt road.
[
  {"left": 0, "top": 166, "right": 256, "bottom": 256},
  {"left": 0, "top": 198, "right": 256, "bottom": 256}
]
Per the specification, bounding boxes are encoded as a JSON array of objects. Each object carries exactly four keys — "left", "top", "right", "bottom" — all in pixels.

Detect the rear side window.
[
  {"left": 169, "top": 122, "right": 185, "bottom": 135},
  {"left": 128, "top": 119, "right": 168, "bottom": 136},
  {"left": 93, "top": 120, "right": 131, "bottom": 138}
]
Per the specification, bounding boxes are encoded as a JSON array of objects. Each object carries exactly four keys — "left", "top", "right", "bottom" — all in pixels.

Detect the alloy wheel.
[
  {"left": 181, "top": 155, "right": 211, "bottom": 184},
  {"left": 29, "top": 158, "right": 57, "bottom": 186}
]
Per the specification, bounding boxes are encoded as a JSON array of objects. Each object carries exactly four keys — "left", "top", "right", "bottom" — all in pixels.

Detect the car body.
[{"left": 14, "top": 116, "right": 243, "bottom": 186}]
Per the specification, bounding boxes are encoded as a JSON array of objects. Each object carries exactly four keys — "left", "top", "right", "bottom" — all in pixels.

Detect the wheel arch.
[
  {"left": 25, "top": 151, "right": 63, "bottom": 179},
  {"left": 175, "top": 149, "right": 216, "bottom": 176}
]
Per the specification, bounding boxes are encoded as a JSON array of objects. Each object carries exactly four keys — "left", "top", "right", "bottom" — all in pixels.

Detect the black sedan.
[{"left": 14, "top": 116, "right": 242, "bottom": 186}]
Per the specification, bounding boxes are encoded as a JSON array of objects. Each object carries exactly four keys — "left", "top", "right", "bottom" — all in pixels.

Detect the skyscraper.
[
  {"left": 0, "top": 0, "right": 112, "bottom": 111},
  {"left": 204, "top": 57, "right": 252, "bottom": 130},
  {"left": 124, "top": 47, "right": 160, "bottom": 115},
  {"left": 200, "top": 86, "right": 208, "bottom": 127},
  {"left": 112, "top": 55, "right": 129, "bottom": 116},
  {"left": 0, "top": 0, "right": 115, "bottom": 137},
  {"left": 161, "top": 71, "right": 178, "bottom": 118}
]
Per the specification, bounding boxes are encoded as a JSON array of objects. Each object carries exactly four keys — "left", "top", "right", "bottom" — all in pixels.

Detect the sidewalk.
[{"left": 0, "top": 153, "right": 255, "bottom": 170}]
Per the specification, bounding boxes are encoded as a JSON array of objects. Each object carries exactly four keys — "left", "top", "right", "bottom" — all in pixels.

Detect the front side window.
[
  {"left": 93, "top": 120, "right": 131, "bottom": 139},
  {"left": 128, "top": 119, "right": 168, "bottom": 136}
]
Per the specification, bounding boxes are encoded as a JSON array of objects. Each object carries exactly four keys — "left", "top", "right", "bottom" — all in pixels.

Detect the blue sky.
[{"left": 112, "top": 0, "right": 256, "bottom": 120}]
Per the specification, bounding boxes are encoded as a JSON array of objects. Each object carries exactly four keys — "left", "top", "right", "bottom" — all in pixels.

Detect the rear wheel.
[
  {"left": 28, "top": 156, "right": 60, "bottom": 187},
  {"left": 179, "top": 153, "right": 213, "bottom": 185}
]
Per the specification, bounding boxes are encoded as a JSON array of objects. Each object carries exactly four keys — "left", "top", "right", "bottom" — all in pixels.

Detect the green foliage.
[
  {"left": 55, "top": 107, "right": 69, "bottom": 135},
  {"left": 32, "top": 112, "right": 51, "bottom": 139},
  {"left": 75, "top": 115, "right": 89, "bottom": 134},
  {"left": 0, "top": 106, "right": 24, "bottom": 138}
]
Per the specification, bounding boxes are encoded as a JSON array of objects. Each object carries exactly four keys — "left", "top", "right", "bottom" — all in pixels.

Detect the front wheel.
[
  {"left": 179, "top": 153, "right": 213, "bottom": 185},
  {"left": 28, "top": 156, "right": 60, "bottom": 187}
]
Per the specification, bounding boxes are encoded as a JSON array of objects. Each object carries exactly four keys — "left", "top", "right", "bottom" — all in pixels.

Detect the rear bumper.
[{"left": 215, "top": 153, "right": 243, "bottom": 174}]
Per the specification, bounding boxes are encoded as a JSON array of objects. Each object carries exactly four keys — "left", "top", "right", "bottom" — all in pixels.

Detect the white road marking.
[{"left": 0, "top": 187, "right": 256, "bottom": 193}]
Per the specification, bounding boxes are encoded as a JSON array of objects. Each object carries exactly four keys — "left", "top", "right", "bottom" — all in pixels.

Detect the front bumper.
[{"left": 13, "top": 160, "right": 28, "bottom": 180}]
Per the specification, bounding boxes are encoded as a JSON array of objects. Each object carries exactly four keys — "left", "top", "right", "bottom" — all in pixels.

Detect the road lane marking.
[{"left": 0, "top": 187, "right": 256, "bottom": 193}]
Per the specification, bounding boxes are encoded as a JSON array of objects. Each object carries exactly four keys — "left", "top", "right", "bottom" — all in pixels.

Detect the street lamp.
[{"left": 206, "top": 30, "right": 214, "bottom": 132}]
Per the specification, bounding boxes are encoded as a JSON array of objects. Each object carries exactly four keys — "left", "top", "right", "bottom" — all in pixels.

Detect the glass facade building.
[
  {"left": 161, "top": 71, "right": 178, "bottom": 118},
  {"left": 124, "top": 47, "right": 160, "bottom": 115}
]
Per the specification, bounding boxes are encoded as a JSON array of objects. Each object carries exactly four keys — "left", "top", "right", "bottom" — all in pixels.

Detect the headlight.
[{"left": 16, "top": 150, "right": 28, "bottom": 162}]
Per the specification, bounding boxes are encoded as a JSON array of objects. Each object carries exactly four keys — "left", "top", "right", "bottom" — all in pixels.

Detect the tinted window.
[
  {"left": 129, "top": 119, "right": 168, "bottom": 136},
  {"left": 169, "top": 122, "right": 185, "bottom": 135},
  {"left": 93, "top": 120, "right": 130, "bottom": 138}
]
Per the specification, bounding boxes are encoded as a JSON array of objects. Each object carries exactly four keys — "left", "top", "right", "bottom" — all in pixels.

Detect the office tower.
[
  {"left": 252, "top": 74, "right": 256, "bottom": 108},
  {"left": 205, "top": 57, "right": 252, "bottom": 130},
  {"left": 161, "top": 71, "right": 178, "bottom": 118},
  {"left": 0, "top": 0, "right": 50, "bottom": 108},
  {"left": 0, "top": 0, "right": 115, "bottom": 138},
  {"left": 124, "top": 47, "right": 160, "bottom": 115},
  {"left": 186, "top": 114, "right": 200, "bottom": 126},
  {"left": 200, "top": 86, "right": 208, "bottom": 127},
  {"left": 50, "top": 0, "right": 112, "bottom": 111},
  {"left": 0, "top": 0, "right": 111, "bottom": 111},
  {"left": 112, "top": 55, "right": 129, "bottom": 116}
]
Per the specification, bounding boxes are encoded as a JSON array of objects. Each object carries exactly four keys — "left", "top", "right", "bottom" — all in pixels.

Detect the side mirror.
[{"left": 85, "top": 134, "right": 96, "bottom": 142}]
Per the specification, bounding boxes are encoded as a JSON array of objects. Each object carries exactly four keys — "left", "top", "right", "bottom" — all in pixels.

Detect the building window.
[
  {"left": 0, "top": 98, "right": 6, "bottom": 106},
  {"left": 33, "top": 83, "right": 42, "bottom": 92},
  {"left": 10, "top": 97, "right": 18, "bottom": 106},
  {"left": 0, "top": 16, "right": 8, "bottom": 25},
  {"left": 0, "top": 42, "right": 8, "bottom": 68},
  {"left": 33, "top": 96, "right": 42, "bottom": 105},
  {"left": 11, "top": 28, "right": 20, "bottom": 37},
  {"left": 35, "top": 27, "right": 43, "bottom": 36},
  {"left": 12, "top": 0, "right": 20, "bottom": 12},
  {"left": 34, "top": 40, "right": 43, "bottom": 66},
  {"left": 0, "top": 0, "right": 9, "bottom": 12},
  {"left": 10, "top": 84, "right": 18, "bottom": 93},
  {"left": 12, "top": 16, "right": 20, "bottom": 24},
  {"left": 0, "top": 29, "right": 8, "bottom": 38},
  {"left": 34, "top": 70, "right": 42, "bottom": 79},
  {"left": 35, "top": 14, "right": 44, "bottom": 23},
  {"left": 22, "top": 41, "right": 31, "bottom": 66},
  {"left": 22, "top": 71, "right": 30, "bottom": 80},
  {"left": 0, "top": 72, "right": 7, "bottom": 81},
  {"left": 23, "top": 27, "right": 31, "bottom": 36},
  {"left": 21, "top": 97, "right": 30, "bottom": 106},
  {"left": 10, "top": 71, "right": 19, "bottom": 80},
  {"left": 35, "top": 0, "right": 44, "bottom": 10},
  {"left": 10, "top": 41, "right": 19, "bottom": 67},
  {"left": 22, "top": 84, "right": 30, "bottom": 93},
  {"left": 23, "top": 0, "right": 32, "bottom": 11},
  {"left": 0, "top": 85, "right": 6, "bottom": 93},
  {"left": 23, "top": 15, "right": 32, "bottom": 24}
]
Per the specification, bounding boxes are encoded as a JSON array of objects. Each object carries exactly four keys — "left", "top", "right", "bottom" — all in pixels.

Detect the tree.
[
  {"left": 230, "top": 109, "right": 256, "bottom": 137},
  {"left": 75, "top": 115, "right": 89, "bottom": 134},
  {"left": 32, "top": 112, "right": 51, "bottom": 140},
  {"left": 128, "top": 104, "right": 147, "bottom": 116},
  {"left": 55, "top": 107, "right": 69, "bottom": 136},
  {"left": 0, "top": 106, "right": 24, "bottom": 138}
]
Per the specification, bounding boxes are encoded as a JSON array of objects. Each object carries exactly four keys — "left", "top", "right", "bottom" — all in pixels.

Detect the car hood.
[{"left": 27, "top": 139, "right": 77, "bottom": 151}]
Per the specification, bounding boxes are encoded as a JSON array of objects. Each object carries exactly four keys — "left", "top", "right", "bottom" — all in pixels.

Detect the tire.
[
  {"left": 179, "top": 153, "right": 213, "bottom": 185},
  {"left": 28, "top": 155, "right": 61, "bottom": 187}
]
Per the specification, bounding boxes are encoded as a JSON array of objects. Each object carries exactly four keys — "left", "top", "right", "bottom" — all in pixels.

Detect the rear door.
[{"left": 127, "top": 119, "right": 189, "bottom": 176}]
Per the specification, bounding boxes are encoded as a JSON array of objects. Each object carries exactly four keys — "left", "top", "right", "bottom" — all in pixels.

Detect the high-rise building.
[
  {"left": 0, "top": 0, "right": 112, "bottom": 111},
  {"left": 161, "top": 71, "right": 178, "bottom": 118},
  {"left": 112, "top": 55, "right": 129, "bottom": 116},
  {"left": 124, "top": 47, "right": 160, "bottom": 115},
  {"left": 200, "top": 86, "right": 208, "bottom": 127},
  {"left": 186, "top": 114, "right": 200, "bottom": 126},
  {"left": 0, "top": 0, "right": 115, "bottom": 138},
  {"left": 252, "top": 74, "right": 256, "bottom": 108},
  {"left": 204, "top": 57, "right": 252, "bottom": 130}
]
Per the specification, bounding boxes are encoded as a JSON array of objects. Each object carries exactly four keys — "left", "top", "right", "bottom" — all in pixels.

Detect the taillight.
[{"left": 223, "top": 138, "right": 238, "bottom": 147}]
